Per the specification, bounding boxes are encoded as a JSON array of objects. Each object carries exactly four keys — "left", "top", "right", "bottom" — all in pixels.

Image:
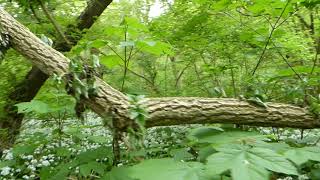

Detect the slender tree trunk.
[
  {"left": 1, "top": 8, "right": 319, "bottom": 139},
  {"left": 37, "top": 0, "right": 71, "bottom": 45},
  {"left": 0, "top": 0, "right": 113, "bottom": 150}
]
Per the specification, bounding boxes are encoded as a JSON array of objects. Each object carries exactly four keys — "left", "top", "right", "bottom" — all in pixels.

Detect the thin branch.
[
  {"left": 175, "top": 62, "right": 192, "bottom": 88},
  {"left": 251, "top": 0, "right": 290, "bottom": 76},
  {"left": 105, "top": 44, "right": 125, "bottom": 63},
  {"left": 296, "top": 13, "right": 310, "bottom": 30},
  {"left": 37, "top": 0, "right": 71, "bottom": 45},
  {"left": 310, "top": 37, "right": 320, "bottom": 75}
]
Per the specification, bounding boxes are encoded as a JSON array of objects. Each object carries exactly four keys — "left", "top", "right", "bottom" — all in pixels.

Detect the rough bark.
[
  {"left": 1, "top": 9, "right": 320, "bottom": 131},
  {"left": 143, "top": 98, "right": 318, "bottom": 128},
  {"left": 0, "top": 0, "right": 113, "bottom": 149}
]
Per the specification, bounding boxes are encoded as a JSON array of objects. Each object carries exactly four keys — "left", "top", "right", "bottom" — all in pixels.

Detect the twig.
[{"left": 251, "top": 0, "right": 291, "bottom": 76}]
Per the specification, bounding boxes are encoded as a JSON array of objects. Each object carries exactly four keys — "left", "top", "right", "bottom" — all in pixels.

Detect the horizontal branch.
[
  {"left": 144, "top": 98, "right": 319, "bottom": 128},
  {"left": 1, "top": 9, "right": 319, "bottom": 129}
]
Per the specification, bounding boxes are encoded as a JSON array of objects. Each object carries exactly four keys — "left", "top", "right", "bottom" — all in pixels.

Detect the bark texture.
[
  {"left": 144, "top": 98, "right": 318, "bottom": 128},
  {"left": 0, "top": 0, "right": 113, "bottom": 149},
  {"left": 1, "top": 8, "right": 320, "bottom": 137}
]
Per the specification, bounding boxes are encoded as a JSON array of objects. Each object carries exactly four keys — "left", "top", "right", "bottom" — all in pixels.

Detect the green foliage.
[{"left": 3, "top": 0, "right": 320, "bottom": 179}]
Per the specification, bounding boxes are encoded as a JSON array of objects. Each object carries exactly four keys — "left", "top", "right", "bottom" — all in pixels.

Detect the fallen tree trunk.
[
  {"left": 0, "top": 9, "right": 319, "bottom": 132},
  {"left": 0, "top": 0, "right": 113, "bottom": 149},
  {"left": 144, "top": 98, "right": 318, "bottom": 128}
]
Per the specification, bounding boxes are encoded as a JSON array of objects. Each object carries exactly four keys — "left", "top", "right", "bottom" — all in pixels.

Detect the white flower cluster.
[
  {"left": 1, "top": 149, "right": 13, "bottom": 160},
  {"left": 0, "top": 166, "right": 11, "bottom": 176},
  {"left": 259, "top": 127, "right": 320, "bottom": 144}
]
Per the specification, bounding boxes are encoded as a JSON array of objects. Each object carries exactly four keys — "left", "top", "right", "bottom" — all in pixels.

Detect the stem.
[
  {"left": 29, "top": 4, "right": 42, "bottom": 23},
  {"left": 310, "top": 37, "right": 320, "bottom": 75},
  {"left": 38, "top": 0, "right": 71, "bottom": 45},
  {"left": 229, "top": 58, "right": 237, "bottom": 97},
  {"left": 121, "top": 25, "right": 128, "bottom": 91},
  {"left": 251, "top": 0, "right": 290, "bottom": 76},
  {"left": 112, "top": 118, "right": 121, "bottom": 166},
  {"left": 175, "top": 62, "right": 192, "bottom": 88}
]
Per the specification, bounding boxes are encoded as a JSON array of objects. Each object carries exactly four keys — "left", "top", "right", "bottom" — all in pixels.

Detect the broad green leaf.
[
  {"left": 187, "top": 126, "right": 223, "bottom": 142},
  {"left": 188, "top": 127, "right": 266, "bottom": 147},
  {"left": 136, "top": 40, "right": 173, "bottom": 56},
  {"left": 89, "top": 39, "right": 107, "bottom": 48},
  {"left": 12, "top": 144, "right": 37, "bottom": 156},
  {"left": 128, "top": 158, "right": 204, "bottom": 180},
  {"left": 15, "top": 100, "right": 49, "bottom": 114},
  {"left": 56, "top": 147, "right": 71, "bottom": 157},
  {"left": 206, "top": 144, "right": 298, "bottom": 180},
  {"left": 212, "top": 0, "right": 231, "bottom": 11},
  {"left": 100, "top": 55, "right": 123, "bottom": 68},
  {"left": 102, "top": 166, "right": 135, "bottom": 180},
  {"left": 79, "top": 161, "right": 106, "bottom": 177},
  {"left": 170, "top": 148, "right": 195, "bottom": 161},
  {"left": 76, "top": 147, "right": 112, "bottom": 164},
  {"left": 47, "top": 161, "right": 78, "bottom": 180},
  {"left": 284, "top": 146, "right": 320, "bottom": 165},
  {"left": 247, "top": 147, "right": 298, "bottom": 175},
  {"left": 0, "top": 160, "right": 16, "bottom": 168},
  {"left": 124, "top": 17, "right": 148, "bottom": 32}
]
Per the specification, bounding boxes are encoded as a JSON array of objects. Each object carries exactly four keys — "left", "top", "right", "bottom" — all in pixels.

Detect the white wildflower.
[
  {"left": 26, "top": 155, "right": 33, "bottom": 160},
  {"left": 3, "top": 152, "right": 13, "bottom": 160},
  {"left": 27, "top": 165, "right": 36, "bottom": 171},
  {"left": 0, "top": 166, "right": 11, "bottom": 176},
  {"left": 42, "top": 160, "right": 50, "bottom": 167}
]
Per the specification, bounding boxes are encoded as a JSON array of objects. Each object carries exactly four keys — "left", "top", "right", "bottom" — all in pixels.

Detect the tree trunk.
[
  {"left": 1, "top": 9, "right": 319, "bottom": 134},
  {"left": 0, "top": 0, "right": 113, "bottom": 150}
]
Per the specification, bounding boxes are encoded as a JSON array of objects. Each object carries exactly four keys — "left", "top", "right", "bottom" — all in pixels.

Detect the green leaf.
[
  {"left": 188, "top": 127, "right": 266, "bottom": 147},
  {"left": 102, "top": 167, "right": 135, "bottom": 180},
  {"left": 12, "top": 144, "right": 37, "bottom": 156},
  {"left": 124, "top": 17, "right": 148, "bottom": 32},
  {"left": 284, "top": 146, "right": 320, "bottom": 165},
  {"left": 79, "top": 161, "right": 106, "bottom": 177},
  {"left": 170, "top": 148, "right": 195, "bottom": 161},
  {"left": 88, "top": 135, "right": 109, "bottom": 144},
  {"left": 0, "top": 160, "right": 16, "bottom": 168},
  {"left": 76, "top": 147, "right": 112, "bottom": 164},
  {"left": 100, "top": 55, "right": 123, "bottom": 68},
  {"left": 56, "top": 147, "right": 71, "bottom": 157},
  {"left": 206, "top": 144, "right": 298, "bottom": 180},
  {"left": 40, "top": 167, "right": 51, "bottom": 180},
  {"left": 136, "top": 40, "right": 173, "bottom": 56},
  {"left": 15, "top": 100, "right": 49, "bottom": 114},
  {"left": 128, "top": 158, "right": 204, "bottom": 180},
  {"left": 89, "top": 39, "right": 107, "bottom": 48},
  {"left": 212, "top": 0, "right": 231, "bottom": 11}
]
